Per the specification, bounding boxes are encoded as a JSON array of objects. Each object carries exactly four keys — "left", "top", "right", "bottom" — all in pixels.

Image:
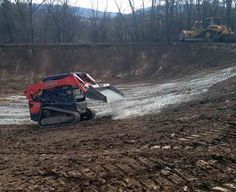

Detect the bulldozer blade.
[{"left": 86, "top": 85, "right": 124, "bottom": 103}]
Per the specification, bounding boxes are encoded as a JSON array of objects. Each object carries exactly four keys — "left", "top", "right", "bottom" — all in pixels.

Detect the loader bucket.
[{"left": 86, "top": 84, "right": 124, "bottom": 103}]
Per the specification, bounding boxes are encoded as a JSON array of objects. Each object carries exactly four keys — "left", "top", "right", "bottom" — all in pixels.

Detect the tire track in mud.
[
  {"left": 0, "top": 118, "right": 235, "bottom": 191},
  {"left": 86, "top": 126, "right": 235, "bottom": 191},
  {"left": 17, "top": 127, "right": 234, "bottom": 191}
]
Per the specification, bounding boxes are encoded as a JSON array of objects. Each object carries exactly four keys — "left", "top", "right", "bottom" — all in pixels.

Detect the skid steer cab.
[{"left": 25, "top": 72, "right": 124, "bottom": 128}]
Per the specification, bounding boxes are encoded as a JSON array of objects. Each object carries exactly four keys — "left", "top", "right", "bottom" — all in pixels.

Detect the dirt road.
[{"left": 0, "top": 71, "right": 236, "bottom": 191}]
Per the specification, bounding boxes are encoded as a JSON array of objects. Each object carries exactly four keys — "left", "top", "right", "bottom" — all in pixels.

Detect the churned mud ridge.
[{"left": 0, "top": 76, "right": 235, "bottom": 191}]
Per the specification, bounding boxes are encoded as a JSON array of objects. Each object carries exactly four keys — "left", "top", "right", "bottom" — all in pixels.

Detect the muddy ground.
[{"left": 0, "top": 73, "right": 235, "bottom": 191}]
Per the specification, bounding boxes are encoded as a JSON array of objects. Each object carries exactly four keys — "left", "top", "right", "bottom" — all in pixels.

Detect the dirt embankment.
[{"left": 1, "top": 43, "right": 236, "bottom": 93}]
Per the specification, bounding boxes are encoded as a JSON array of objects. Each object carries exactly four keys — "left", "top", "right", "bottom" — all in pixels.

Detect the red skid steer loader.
[{"left": 24, "top": 72, "right": 124, "bottom": 128}]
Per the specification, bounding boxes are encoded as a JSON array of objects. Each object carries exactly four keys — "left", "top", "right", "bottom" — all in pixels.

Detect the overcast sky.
[{"left": 73, "top": 0, "right": 152, "bottom": 13}]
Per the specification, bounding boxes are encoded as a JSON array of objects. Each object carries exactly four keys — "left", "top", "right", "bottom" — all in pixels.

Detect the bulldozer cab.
[
  {"left": 192, "top": 21, "right": 203, "bottom": 29},
  {"left": 203, "top": 17, "right": 221, "bottom": 28},
  {"left": 192, "top": 21, "right": 203, "bottom": 30}
]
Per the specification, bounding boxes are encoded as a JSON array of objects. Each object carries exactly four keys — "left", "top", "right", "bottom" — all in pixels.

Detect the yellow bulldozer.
[{"left": 180, "top": 17, "right": 235, "bottom": 42}]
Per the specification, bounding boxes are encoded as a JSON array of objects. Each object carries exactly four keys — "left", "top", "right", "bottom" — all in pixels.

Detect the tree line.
[{"left": 0, "top": 0, "right": 235, "bottom": 44}]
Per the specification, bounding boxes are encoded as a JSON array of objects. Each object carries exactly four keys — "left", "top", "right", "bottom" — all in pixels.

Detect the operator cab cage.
[
  {"left": 204, "top": 17, "right": 221, "bottom": 28},
  {"left": 43, "top": 72, "right": 97, "bottom": 85},
  {"left": 192, "top": 21, "right": 204, "bottom": 29},
  {"left": 39, "top": 85, "right": 85, "bottom": 103},
  {"left": 39, "top": 72, "right": 97, "bottom": 106},
  {"left": 35, "top": 72, "right": 97, "bottom": 104},
  {"left": 192, "top": 17, "right": 222, "bottom": 30}
]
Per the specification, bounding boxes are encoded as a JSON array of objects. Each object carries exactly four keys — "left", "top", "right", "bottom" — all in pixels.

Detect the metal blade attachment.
[{"left": 86, "top": 84, "right": 124, "bottom": 103}]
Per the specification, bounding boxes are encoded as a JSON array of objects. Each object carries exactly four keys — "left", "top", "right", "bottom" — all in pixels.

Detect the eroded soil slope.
[
  {"left": 1, "top": 43, "right": 236, "bottom": 95},
  {"left": 0, "top": 76, "right": 235, "bottom": 191}
]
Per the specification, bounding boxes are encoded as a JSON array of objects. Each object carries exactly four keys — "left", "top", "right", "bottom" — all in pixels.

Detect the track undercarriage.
[{"left": 38, "top": 106, "right": 95, "bottom": 128}]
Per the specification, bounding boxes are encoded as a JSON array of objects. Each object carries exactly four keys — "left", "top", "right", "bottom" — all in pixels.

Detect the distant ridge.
[
  {"left": 37, "top": 4, "right": 118, "bottom": 18},
  {"left": 72, "top": 7, "right": 117, "bottom": 18}
]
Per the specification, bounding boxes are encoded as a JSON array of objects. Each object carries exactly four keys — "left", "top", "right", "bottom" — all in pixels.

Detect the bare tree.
[
  {"left": 47, "top": 0, "right": 77, "bottom": 43},
  {"left": 150, "top": 0, "right": 157, "bottom": 41},
  {"left": 1, "top": 0, "right": 236, "bottom": 44},
  {"left": 226, "top": 0, "right": 232, "bottom": 27},
  {"left": 114, "top": 0, "right": 129, "bottom": 42},
  {"left": 0, "top": 0, "right": 15, "bottom": 43},
  {"left": 165, "top": 0, "right": 176, "bottom": 43},
  {"left": 99, "top": 0, "right": 110, "bottom": 42},
  {"left": 185, "top": 0, "right": 193, "bottom": 29},
  {"left": 90, "top": 0, "right": 99, "bottom": 42},
  {"left": 128, "top": 0, "right": 139, "bottom": 41},
  {"left": 13, "top": 0, "right": 46, "bottom": 43}
]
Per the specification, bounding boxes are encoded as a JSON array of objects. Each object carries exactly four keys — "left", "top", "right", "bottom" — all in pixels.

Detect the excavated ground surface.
[{"left": 0, "top": 75, "right": 236, "bottom": 191}]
